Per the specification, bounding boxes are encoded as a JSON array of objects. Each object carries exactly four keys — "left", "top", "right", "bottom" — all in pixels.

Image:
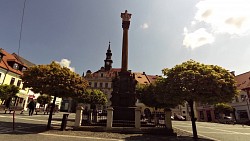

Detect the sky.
[{"left": 1, "top": 0, "right": 250, "bottom": 76}]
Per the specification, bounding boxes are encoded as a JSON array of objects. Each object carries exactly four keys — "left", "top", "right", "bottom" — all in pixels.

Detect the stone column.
[
  {"left": 121, "top": 10, "right": 132, "bottom": 72},
  {"left": 74, "top": 106, "right": 83, "bottom": 127},
  {"left": 165, "top": 109, "right": 172, "bottom": 129},
  {"left": 106, "top": 107, "right": 114, "bottom": 129},
  {"left": 135, "top": 107, "right": 141, "bottom": 129}
]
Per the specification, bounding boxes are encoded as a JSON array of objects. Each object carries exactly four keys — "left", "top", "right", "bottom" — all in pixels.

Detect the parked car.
[
  {"left": 218, "top": 116, "right": 235, "bottom": 124},
  {"left": 174, "top": 114, "right": 186, "bottom": 121},
  {"left": 171, "top": 116, "right": 174, "bottom": 120}
]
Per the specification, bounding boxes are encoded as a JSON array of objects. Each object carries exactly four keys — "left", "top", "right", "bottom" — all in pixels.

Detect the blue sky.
[{"left": 1, "top": 0, "right": 250, "bottom": 76}]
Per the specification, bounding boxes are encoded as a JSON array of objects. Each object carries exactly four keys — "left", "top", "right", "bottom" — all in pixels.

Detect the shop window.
[
  {"left": 200, "top": 111, "right": 204, "bottom": 120},
  {"left": 19, "top": 98, "right": 23, "bottom": 103},
  {"left": 238, "top": 110, "right": 248, "bottom": 119}
]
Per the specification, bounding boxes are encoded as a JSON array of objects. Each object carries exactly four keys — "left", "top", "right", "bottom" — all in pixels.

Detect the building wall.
[{"left": 0, "top": 68, "right": 8, "bottom": 84}]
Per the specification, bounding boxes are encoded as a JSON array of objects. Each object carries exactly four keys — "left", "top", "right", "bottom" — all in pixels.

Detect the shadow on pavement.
[
  {"left": 124, "top": 134, "right": 215, "bottom": 141},
  {"left": 0, "top": 121, "right": 49, "bottom": 134}
]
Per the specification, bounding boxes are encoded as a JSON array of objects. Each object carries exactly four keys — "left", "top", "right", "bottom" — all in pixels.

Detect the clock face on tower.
[{"left": 106, "top": 62, "right": 110, "bottom": 65}]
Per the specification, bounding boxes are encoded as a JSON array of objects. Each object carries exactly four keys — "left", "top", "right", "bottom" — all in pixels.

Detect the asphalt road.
[{"left": 172, "top": 120, "right": 250, "bottom": 141}]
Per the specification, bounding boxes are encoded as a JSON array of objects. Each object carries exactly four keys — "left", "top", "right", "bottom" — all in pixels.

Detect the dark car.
[{"left": 218, "top": 116, "right": 235, "bottom": 124}]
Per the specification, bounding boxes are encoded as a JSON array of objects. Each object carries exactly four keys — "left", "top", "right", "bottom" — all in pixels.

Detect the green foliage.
[
  {"left": 0, "top": 84, "right": 19, "bottom": 101},
  {"left": 78, "top": 89, "right": 108, "bottom": 105},
  {"left": 162, "top": 60, "right": 239, "bottom": 104},
  {"left": 37, "top": 95, "right": 52, "bottom": 106},
  {"left": 137, "top": 78, "right": 180, "bottom": 109},
  {"left": 214, "top": 103, "right": 233, "bottom": 114},
  {"left": 21, "top": 61, "right": 89, "bottom": 98}
]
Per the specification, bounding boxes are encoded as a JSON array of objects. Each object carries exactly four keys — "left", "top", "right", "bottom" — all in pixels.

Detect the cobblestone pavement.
[{"left": 0, "top": 111, "right": 212, "bottom": 141}]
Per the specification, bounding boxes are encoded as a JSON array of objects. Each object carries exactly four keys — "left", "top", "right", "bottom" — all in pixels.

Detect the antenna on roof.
[{"left": 18, "top": 0, "right": 27, "bottom": 56}]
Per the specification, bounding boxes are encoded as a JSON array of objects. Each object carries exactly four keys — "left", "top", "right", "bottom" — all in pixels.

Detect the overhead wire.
[{"left": 18, "top": 0, "right": 27, "bottom": 56}]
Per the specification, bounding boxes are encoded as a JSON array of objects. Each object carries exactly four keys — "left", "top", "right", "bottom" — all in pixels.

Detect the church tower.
[{"left": 104, "top": 42, "right": 113, "bottom": 71}]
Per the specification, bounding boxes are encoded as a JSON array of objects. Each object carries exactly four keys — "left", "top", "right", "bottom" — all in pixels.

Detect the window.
[
  {"left": 101, "top": 73, "right": 104, "bottom": 77},
  {"left": 0, "top": 54, "right": 3, "bottom": 61},
  {"left": 17, "top": 80, "right": 21, "bottom": 87},
  {"left": 94, "top": 82, "right": 97, "bottom": 88},
  {"left": 13, "top": 63, "right": 19, "bottom": 70},
  {"left": 235, "top": 96, "right": 239, "bottom": 102},
  {"left": 22, "top": 67, "right": 27, "bottom": 72},
  {"left": 183, "top": 111, "right": 186, "bottom": 114},
  {"left": 100, "top": 83, "right": 103, "bottom": 88},
  {"left": 10, "top": 78, "right": 15, "bottom": 85},
  {"left": 0, "top": 73, "right": 1, "bottom": 79},
  {"left": 105, "top": 83, "right": 108, "bottom": 88},
  {"left": 89, "top": 82, "right": 92, "bottom": 87},
  {"left": 241, "top": 95, "right": 247, "bottom": 101},
  {"left": 22, "top": 85, "right": 26, "bottom": 90}
]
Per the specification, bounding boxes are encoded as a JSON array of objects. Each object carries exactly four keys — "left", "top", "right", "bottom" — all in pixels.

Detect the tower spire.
[{"left": 104, "top": 41, "right": 113, "bottom": 71}]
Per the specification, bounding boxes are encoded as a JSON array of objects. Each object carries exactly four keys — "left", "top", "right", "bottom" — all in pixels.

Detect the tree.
[
  {"left": 214, "top": 103, "right": 233, "bottom": 117},
  {"left": 21, "top": 61, "right": 89, "bottom": 129},
  {"left": 37, "top": 95, "right": 52, "bottom": 107},
  {"left": 162, "top": 60, "right": 238, "bottom": 139},
  {"left": 0, "top": 84, "right": 19, "bottom": 107},
  {"left": 137, "top": 78, "right": 180, "bottom": 110},
  {"left": 137, "top": 79, "right": 180, "bottom": 129},
  {"left": 78, "top": 89, "right": 108, "bottom": 110},
  {"left": 77, "top": 89, "right": 107, "bottom": 122}
]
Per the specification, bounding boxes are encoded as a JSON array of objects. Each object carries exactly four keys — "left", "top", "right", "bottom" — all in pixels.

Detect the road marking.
[
  {"left": 39, "top": 133, "right": 124, "bottom": 141},
  {"left": 174, "top": 126, "right": 220, "bottom": 141},
  {"left": 174, "top": 121, "right": 249, "bottom": 134},
  {"left": 198, "top": 131, "right": 250, "bottom": 135}
]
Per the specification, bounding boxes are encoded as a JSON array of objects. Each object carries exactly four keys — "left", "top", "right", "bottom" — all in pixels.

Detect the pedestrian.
[{"left": 27, "top": 99, "right": 35, "bottom": 116}]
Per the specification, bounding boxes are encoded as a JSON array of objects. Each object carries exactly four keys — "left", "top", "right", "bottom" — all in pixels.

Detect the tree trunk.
[
  {"left": 188, "top": 100, "right": 198, "bottom": 139},
  {"left": 47, "top": 96, "right": 56, "bottom": 130}
]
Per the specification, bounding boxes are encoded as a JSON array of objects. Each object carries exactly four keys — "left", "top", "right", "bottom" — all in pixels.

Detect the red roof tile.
[
  {"left": 235, "top": 71, "right": 250, "bottom": 90},
  {"left": 0, "top": 49, "right": 25, "bottom": 75}
]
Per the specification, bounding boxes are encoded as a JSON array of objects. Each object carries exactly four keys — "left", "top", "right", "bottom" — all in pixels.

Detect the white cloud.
[
  {"left": 183, "top": 0, "right": 250, "bottom": 48},
  {"left": 183, "top": 27, "right": 215, "bottom": 49},
  {"left": 195, "top": 0, "right": 250, "bottom": 35},
  {"left": 140, "top": 23, "right": 149, "bottom": 29},
  {"left": 56, "top": 59, "right": 75, "bottom": 72}
]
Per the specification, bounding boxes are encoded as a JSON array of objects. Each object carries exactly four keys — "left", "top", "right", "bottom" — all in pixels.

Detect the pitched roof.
[
  {"left": 235, "top": 71, "right": 250, "bottom": 90},
  {"left": 134, "top": 72, "right": 150, "bottom": 84},
  {"left": 0, "top": 49, "right": 24, "bottom": 75},
  {"left": 12, "top": 53, "right": 36, "bottom": 67}
]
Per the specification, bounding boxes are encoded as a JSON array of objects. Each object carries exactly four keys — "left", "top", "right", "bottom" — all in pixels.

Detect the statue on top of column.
[{"left": 121, "top": 10, "right": 132, "bottom": 21}]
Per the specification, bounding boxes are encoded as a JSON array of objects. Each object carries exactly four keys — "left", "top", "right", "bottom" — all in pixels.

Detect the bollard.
[{"left": 61, "top": 114, "right": 69, "bottom": 131}]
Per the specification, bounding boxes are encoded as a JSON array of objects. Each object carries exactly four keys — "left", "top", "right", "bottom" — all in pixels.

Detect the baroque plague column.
[{"left": 110, "top": 10, "right": 137, "bottom": 121}]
